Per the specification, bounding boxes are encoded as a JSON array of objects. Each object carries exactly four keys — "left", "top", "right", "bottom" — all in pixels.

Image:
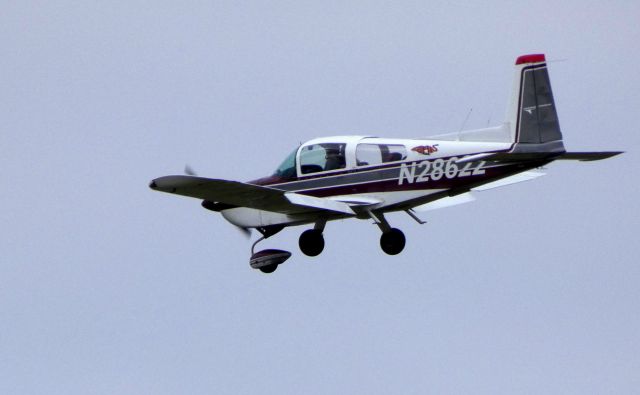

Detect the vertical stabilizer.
[{"left": 505, "top": 54, "right": 565, "bottom": 153}]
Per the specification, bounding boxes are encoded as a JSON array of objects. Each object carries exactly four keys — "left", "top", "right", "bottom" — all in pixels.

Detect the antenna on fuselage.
[{"left": 458, "top": 108, "right": 473, "bottom": 140}]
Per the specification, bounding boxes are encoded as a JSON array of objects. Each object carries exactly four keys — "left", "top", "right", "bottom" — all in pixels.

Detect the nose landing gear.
[
  {"left": 249, "top": 225, "right": 289, "bottom": 274},
  {"left": 249, "top": 243, "right": 291, "bottom": 273}
]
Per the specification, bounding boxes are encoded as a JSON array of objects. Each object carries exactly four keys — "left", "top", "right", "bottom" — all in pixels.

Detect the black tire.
[
  {"left": 299, "top": 229, "right": 325, "bottom": 257},
  {"left": 380, "top": 228, "right": 406, "bottom": 255},
  {"left": 259, "top": 264, "right": 278, "bottom": 274}
]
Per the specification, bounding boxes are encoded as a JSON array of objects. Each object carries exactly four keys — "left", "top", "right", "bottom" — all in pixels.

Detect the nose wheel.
[
  {"left": 258, "top": 263, "right": 279, "bottom": 274},
  {"left": 249, "top": 225, "right": 289, "bottom": 274}
]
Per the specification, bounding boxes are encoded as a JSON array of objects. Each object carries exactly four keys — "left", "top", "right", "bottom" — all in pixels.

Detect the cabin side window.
[
  {"left": 299, "top": 143, "right": 346, "bottom": 174},
  {"left": 356, "top": 144, "right": 407, "bottom": 166}
]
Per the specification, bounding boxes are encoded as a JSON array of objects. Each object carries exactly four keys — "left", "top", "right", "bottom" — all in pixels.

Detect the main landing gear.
[
  {"left": 369, "top": 211, "right": 407, "bottom": 255},
  {"left": 298, "top": 220, "right": 326, "bottom": 257},
  {"left": 380, "top": 228, "right": 406, "bottom": 255},
  {"left": 296, "top": 213, "right": 409, "bottom": 257},
  {"left": 251, "top": 212, "right": 417, "bottom": 274}
]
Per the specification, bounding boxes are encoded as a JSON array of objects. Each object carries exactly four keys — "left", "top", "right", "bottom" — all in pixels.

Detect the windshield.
[{"left": 272, "top": 148, "right": 298, "bottom": 180}]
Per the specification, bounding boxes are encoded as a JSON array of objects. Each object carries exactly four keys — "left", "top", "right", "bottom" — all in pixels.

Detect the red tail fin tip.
[{"left": 516, "top": 54, "right": 546, "bottom": 65}]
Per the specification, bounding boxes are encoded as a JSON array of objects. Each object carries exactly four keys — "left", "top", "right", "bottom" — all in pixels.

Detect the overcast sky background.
[{"left": 2, "top": 1, "right": 639, "bottom": 394}]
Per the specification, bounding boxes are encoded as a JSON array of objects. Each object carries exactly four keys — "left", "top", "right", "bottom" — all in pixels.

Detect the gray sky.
[{"left": 2, "top": 1, "right": 639, "bottom": 394}]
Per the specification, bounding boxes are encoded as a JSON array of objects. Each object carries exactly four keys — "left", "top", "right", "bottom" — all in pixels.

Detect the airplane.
[{"left": 150, "top": 54, "right": 622, "bottom": 274}]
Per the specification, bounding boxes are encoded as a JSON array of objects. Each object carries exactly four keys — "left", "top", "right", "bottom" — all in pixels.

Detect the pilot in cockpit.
[{"left": 324, "top": 147, "right": 346, "bottom": 171}]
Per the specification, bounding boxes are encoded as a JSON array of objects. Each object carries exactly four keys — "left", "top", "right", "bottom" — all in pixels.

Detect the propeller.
[
  {"left": 186, "top": 164, "right": 252, "bottom": 240},
  {"left": 184, "top": 164, "right": 197, "bottom": 176},
  {"left": 235, "top": 225, "right": 252, "bottom": 239}
]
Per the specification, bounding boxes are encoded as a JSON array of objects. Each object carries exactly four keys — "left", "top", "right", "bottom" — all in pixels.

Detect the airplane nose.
[{"left": 149, "top": 180, "right": 157, "bottom": 189}]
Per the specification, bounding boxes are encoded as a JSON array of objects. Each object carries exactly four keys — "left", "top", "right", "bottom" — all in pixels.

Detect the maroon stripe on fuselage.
[{"left": 297, "top": 160, "right": 545, "bottom": 198}]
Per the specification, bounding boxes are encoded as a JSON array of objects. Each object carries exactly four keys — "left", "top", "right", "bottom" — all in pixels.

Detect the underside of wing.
[
  {"left": 471, "top": 170, "right": 545, "bottom": 191},
  {"left": 388, "top": 171, "right": 546, "bottom": 213},
  {"left": 284, "top": 193, "right": 356, "bottom": 215},
  {"left": 411, "top": 193, "right": 476, "bottom": 212},
  {"left": 150, "top": 176, "right": 300, "bottom": 213}
]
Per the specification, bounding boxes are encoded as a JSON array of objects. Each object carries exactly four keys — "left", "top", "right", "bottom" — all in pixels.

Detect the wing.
[
  {"left": 149, "top": 175, "right": 356, "bottom": 215},
  {"left": 470, "top": 170, "right": 545, "bottom": 191},
  {"left": 395, "top": 171, "right": 546, "bottom": 213},
  {"left": 411, "top": 193, "right": 476, "bottom": 212}
]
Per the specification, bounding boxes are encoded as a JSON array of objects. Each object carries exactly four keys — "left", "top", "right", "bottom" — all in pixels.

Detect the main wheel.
[
  {"left": 299, "top": 229, "right": 325, "bottom": 256},
  {"left": 259, "top": 264, "right": 278, "bottom": 274},
  {"left": 380, "top": 228, "right": 406, "bottom": 255}
]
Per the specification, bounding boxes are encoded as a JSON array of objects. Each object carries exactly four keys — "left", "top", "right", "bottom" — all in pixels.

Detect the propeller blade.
[
  {"left": 184, "top": 164, "right": 248, "bottom": 239},
  {"left": 235, "top": 225, "right": 251, "bottom": 239},
  {"left": 184, "top": 165, "right": 197, "bottom": 176}
]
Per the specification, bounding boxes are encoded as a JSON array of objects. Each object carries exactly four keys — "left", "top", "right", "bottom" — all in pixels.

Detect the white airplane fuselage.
[{"left": 222, "top": 134, "right": 515, "bottom": 228}]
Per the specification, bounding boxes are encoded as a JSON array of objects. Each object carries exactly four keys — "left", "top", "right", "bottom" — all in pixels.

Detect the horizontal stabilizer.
[
  {"left": 481, "top": 150, "right": 622, "bottom": 163},
  {"left": 483, "top": 152, "right": 562, "bottom": 162},
  {"left": 556, "top": 151, "right": 624, "bottom": 161}
]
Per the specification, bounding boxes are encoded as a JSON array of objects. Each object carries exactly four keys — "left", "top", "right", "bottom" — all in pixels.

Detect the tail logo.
[
  {"left": 412, "top": 144, "right": 439, "bottom": 155},
  {"left": 523, "top": 103, "right": 552, "bottom": 115}
]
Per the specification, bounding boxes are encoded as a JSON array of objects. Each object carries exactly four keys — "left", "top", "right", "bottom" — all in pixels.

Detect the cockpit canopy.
[{"left": 270, "top": 136, "right": 409, "bottom": 182}]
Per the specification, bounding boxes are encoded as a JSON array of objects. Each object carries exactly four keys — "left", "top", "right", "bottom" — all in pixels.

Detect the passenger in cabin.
[
  {"left": 380, "top": 145, "right": 404, "bottom": 163},
  {"left": 324, "top": 147, "right": 345, "bottom": 171},
  {"left": 382, "top": 151, "right": 403, "bottom": 162}
]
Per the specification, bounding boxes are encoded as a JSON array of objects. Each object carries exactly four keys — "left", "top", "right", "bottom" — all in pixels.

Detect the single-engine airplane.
[{"left": 150, "top": 54, "right": 622, "bottom": 273}]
